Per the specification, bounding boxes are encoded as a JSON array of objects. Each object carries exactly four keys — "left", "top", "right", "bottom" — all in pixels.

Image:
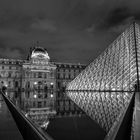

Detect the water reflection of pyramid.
[{"left": 66, "top": 22, "right": 140, "bottom": 133}]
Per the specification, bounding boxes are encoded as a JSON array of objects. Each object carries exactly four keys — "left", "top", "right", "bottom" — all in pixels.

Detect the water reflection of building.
[{"left": 0, "top": 45, "right": 86, "bottom": 116}]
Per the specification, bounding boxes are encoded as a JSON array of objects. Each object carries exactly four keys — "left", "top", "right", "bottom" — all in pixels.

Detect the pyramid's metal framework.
[{"left": 66, "top": 23, "right": 140, "bottom": 134}]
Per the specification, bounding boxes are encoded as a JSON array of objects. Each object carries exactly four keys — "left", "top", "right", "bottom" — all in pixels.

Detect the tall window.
[
  {"left": 44, "top": 85, "right": 48, "bottom": 92},
  {"left": 26, "top": 72, "right": 29, "bottom": 77},
  {"left": 69, "top": 74, "right": 71, "bottom": 79},
  {"left": 57, "top": 73, "right": 60, "bottom": 79},
  {"left": 38, "top": 102, "right": 42, "bottom": 108},
  {"left": 38, "top": 72, "right": 42, "bottom": 78},
  {"left": 44, "top": 73, "right": 47, "bottom": 78},
  {"left": 8, "top": 72, "right": 11, "bottom": 78},
  {"left": 33, "top": 102, "right": 36, "bottom": 107},
  {"left": 58, "top": 91, "right": 60, "bottom": 97},
  {"left": 8, "top": 81, "right": 11, "bottom": 87},
  {"left": 44, "top": 101, "right": 46, "bottom": 107},
  {"left": 15, "top": 81, "right": 18, "bottom": 88},
  {"left": 26, "top": 81, "right": 30, "bottom": 89},
  {"left": 57, "top": 82, "right": 60, "bottom": 88},
  {"left": 27, "top": 91, "right": 30, "bottom": 98},
  {"left": 63, "top": 73, "right": 65, "bottom": 79}
]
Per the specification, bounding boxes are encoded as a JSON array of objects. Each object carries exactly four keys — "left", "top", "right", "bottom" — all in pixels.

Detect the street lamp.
[
  {"left": 50, "top": 82, "right": 54, "bottom": 96},
  {"left": 34, "top": 82, "right": 37, "bottom": 85},
  {"left": 50, "top": 82, "right": 53, "bottom": 86},
  {"left": 50, "top": 94, "right": 53, "bottom": 98},
  {"left": 34, "top": 94, "right": 37, "bottom": 98},
  {"left": 50, "top": 82, "right": 54, "bottom": 110}
]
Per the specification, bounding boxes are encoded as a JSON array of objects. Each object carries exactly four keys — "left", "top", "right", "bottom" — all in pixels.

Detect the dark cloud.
[
  {"left": 31, "top": 19, "right": 57, "bottom": 32},
  {"left": 0, "top": 47, "right": 23, "bottom": 59},
  {"left": 0, "top": 0, "right": 140, "bottom": 63},
  {"left": 105, "top": 7, "right": 131, "bottom": 27}
]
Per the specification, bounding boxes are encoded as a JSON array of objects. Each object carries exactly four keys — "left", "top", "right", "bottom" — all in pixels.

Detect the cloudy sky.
[{"left": 0, "top": 0, "right": 139, "bottom": 64}]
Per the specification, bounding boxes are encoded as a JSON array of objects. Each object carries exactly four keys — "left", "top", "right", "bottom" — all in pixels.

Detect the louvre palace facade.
[{"left": 0, "top": 46, "right": 86, "bottom": 117}]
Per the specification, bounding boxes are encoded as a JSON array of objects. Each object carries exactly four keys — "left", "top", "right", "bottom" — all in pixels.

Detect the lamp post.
[
  {"left": 33, "top": 81, "right": 38, "bottom": 102},
  {"left": 50, "top": 82, "right": 54, "bottom": 110},
  {"left": 50, "top": 82, "right": 54, "bottom": 96},
  {"left": 33, "top": 81, "right": 37, "bottom": 95}
]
